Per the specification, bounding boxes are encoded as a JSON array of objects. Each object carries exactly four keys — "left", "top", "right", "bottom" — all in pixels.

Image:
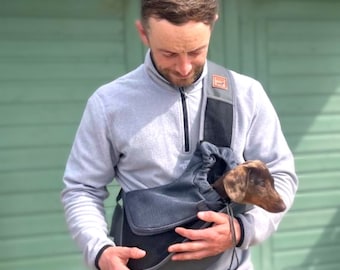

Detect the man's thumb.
[{"left": 129, "top": 247, "right": 146, "bottom": 259}]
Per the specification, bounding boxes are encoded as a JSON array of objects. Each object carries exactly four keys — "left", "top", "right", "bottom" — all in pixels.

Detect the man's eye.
[
  {"left": 189, "top": 50, "right": 203, "bottom": 57},
  {"left": 164, "top": 53, "right": 176, "bottom": 58}
]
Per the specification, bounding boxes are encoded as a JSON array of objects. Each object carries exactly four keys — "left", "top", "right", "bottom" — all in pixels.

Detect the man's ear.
[
  {"left": 210, "top": 14, "right": 219, "bottom": 30},
  {"left": 135, "top": 20, "right": 149, "bottom": 46}
]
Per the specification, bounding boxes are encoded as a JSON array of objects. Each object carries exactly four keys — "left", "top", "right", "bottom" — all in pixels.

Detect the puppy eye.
[{"left": 255, "top": 178, "right": 266, "bottom": 187}]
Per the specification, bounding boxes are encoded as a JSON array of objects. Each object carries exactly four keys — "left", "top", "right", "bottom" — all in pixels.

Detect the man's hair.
[{"left": 141, "top": 0, "right": 219, "bottom": 28}]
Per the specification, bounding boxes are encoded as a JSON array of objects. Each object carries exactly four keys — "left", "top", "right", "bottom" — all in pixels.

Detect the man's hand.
[
  {"left": 98, "top": 246, "right": 146, "bottom": 270},
  {"left": 168, "top": 211, "right": 241, "bottom": 261}
]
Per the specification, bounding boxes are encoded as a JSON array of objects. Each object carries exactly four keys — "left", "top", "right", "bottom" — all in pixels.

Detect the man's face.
[{"left": 137, "top": 18, "right": 213, "bottom": 87}]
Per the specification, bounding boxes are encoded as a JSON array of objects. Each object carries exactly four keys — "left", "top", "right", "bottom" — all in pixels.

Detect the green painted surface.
[
  {"left": 1, "top": 0, "right": 339, "bottom": 269},
  {"left": 0, "top": 0, "right": 125, "bottom": 269},
  {"left": 237, "top": 1, "right": 340, "bottom": 269}
]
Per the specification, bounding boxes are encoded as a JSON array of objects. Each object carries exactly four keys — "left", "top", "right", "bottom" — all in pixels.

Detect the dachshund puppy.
[{"left": 212, "top": 160, "right": 286, "bottom": 213}]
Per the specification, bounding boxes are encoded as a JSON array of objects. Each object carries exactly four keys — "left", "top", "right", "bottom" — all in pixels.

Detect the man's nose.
[{"left": 176, "top": 55, "right": 192, "bottom": 76}]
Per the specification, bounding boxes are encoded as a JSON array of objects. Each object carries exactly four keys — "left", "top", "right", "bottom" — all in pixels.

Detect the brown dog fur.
[{"left": 212, "top": 160, "right": 286, "bottom": 213}]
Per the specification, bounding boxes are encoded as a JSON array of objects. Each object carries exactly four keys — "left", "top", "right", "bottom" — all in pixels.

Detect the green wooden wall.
[
  {"left": 1, "top": 0, "right": 339, "bottom": 270},
  {"left": 234, "top": 1, "right": 340, "bottom": 269},
  {"left": 0, "top": 0, "right": 130, "bottom": 269}
]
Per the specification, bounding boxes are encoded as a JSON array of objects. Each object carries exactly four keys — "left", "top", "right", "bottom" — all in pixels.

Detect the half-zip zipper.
[{"left": 179, "top": 87, "right": 190, "bottom": 152}]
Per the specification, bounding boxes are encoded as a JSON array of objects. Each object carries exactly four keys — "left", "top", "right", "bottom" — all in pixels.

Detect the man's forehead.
[
  {"left": 158, "top": 45, "right": 208, "bottom": 54},
  {"left": 146, "top": 17, "right": 211, "bottom": 39}
]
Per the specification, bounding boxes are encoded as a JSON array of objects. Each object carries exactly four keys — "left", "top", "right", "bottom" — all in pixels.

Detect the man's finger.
[
  {"left": 124, "top": 247, "right": 147, "bottom": 259},
  {"left": 171, "top": 249, "right": 208, "bottom": 261},
  {"left": 168, "top": 239, "right": 206, "bottom": 253},
  {"left": 173, "top": 226, "right": 212, "bottom": 241},
  {"left": 197, "top": 211, "right": 229, "bottom": 225}
]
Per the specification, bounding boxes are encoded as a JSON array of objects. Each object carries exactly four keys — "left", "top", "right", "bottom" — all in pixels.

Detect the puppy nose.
[{"left": 268, "top": 199, "right": 286, "bottom": 213}]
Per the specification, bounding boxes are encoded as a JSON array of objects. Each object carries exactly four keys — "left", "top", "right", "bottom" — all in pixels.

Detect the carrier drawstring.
[{"left": 225, "top": 203, "right": 240, "bottom": 270}]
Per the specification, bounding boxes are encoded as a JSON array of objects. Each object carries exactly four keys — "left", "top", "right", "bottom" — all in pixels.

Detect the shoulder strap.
[{"left": 201, "top": 61, "right": 234, "bottom": 148}]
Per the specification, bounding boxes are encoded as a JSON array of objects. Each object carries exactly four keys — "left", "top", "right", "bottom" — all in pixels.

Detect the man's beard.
[
  {"left": 150, "top": 54, "right": 204, "bottom": 87},
  {"left": 159, "top": 65, "right": 204, "bottom": 87}
]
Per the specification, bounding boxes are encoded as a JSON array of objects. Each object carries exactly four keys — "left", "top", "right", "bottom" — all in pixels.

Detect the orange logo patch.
[{"left": 212, "top": 75, "right": 228, "bottom": 90}]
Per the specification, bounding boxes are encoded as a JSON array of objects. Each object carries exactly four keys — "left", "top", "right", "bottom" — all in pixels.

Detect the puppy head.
[{"left": 223, "top": 160, "right": 286, "bottom": 213}]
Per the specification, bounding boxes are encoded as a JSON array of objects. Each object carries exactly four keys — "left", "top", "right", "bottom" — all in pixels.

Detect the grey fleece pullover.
[{"left": 61, "top": 51, "right": 298, "bottom": 270}]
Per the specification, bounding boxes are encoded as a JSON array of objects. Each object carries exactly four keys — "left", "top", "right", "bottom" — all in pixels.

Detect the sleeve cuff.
[
  {"left": 235, "top": 216, "right": 245, "bottom": 247},
  {"left": 94, "top": 244, "right": 114, "bottom": 270}
]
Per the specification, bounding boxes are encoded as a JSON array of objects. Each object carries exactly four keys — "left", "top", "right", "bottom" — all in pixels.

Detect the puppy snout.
[{"left": 266, "top": 198, "right": 286, "bottom": 213}]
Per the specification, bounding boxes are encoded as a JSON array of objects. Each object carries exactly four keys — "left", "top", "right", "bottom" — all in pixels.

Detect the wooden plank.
[
  {"left": 0, "top": 0, "right": 123, "bottom": 19},
  {"left": 0, "top": 40, "right": 121, "bottom": 58},
  {"left": 292, "top": 190, "right": 340, "bottom": 211},
  {"left": 0, "top": 191, "right": 119, "bottom": 237},
  {"left": 0, "top": 61, "right": 125, "bottom": 80},
  {"left": 222, "top": 0, "right": 242, "bottom": 71},
  {"left": 124, "top": 0, "right": 144, "bottom": 70},
  {"left": 255, "top": 19, "right": 270, "bottom": 88},
  {"left": 281, "top": 264, "right": 340, "bottom": 270},
  {"left": 0, "top": 234, "right": 79, "bottom": 260},
  {"left": 0, "top": 191, "right": 64, "bottom": 216},
  {"left": 269, "top": 75, "right": 340, "bottom": 96},
  {"left": 0, "top": 147, "right": 70, "bottom": 172},
  {"left": 269, "top": 55, "right": 340, "bottom": 75},
  {"left": 274, "top": 226, "right": 340, "bottom": 250},
  {"left": 1, "top": 169, "right": 65, "bottom": 193},
  {"left": 273, "top": 245, "right": 340, "bottom": 269},
  {"left": 269, "top": 40, "right": 340, "bottom": 56},
  {"left": 280, "top": 114, "right": 340, "bottom": 135},
  {"left": 272, "top": 95, "right": 340, "bottom": 115},
  {"left": 297, "top": 171, "right": 340, "bottom": 192},
  {"left": 294, "top": 152, "right": 340, "bottom": 173},
  {"left": 0, "top": 18, "right": 123, "bottom": 42},
  {"left": 253, "top": 1, "right": 340, "bottom": 19},
  {"left": 286, "top": 134, "right": 340, "bottom": 154},
  {"left": 0, "top": 183, "right": 117, "bottom": 216},
  {"left": 279, "top": 208, "right": 339, "bottom": 231},
  {"left": 239, "top": 0, "right": 257, "bottom": 77},
  {"left": 0, "top": 213, "right": 68, "bottom": 239},
  {"left": 268, "top": 20, "right": 340, "bottom": 38},
  {"left": 0, "top": 80, "right": 99, "bottom": 103},
  {"left": 0, "top": 253, "right": 85, "bottom": 270},
  {"left": 0, "top": 124, "right": 77, "bottom": 148},
  {"left": 1, "top": 171, "right": 119, "bottom": 196},
  {"left": 0, "top": 103, "right": 85, "bottom": 125}
]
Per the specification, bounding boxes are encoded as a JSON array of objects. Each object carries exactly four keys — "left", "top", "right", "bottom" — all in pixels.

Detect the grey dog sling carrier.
[{"left": 109, "top": 62, "right": 246, "bottom": 270}]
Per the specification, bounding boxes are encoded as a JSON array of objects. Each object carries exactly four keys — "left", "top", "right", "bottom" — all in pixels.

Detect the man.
[{"left": 61, "top": 1, "right": 298, "bottom": 270}]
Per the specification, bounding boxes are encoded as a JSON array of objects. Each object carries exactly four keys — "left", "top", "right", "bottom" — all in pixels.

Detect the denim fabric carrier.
[
  {"left": 109, "top": 62, "right": 246, "bottom": 270},
  {"left": 123, "top": 141, "right": 236, "bottom": 236},
  {"left": 111, "top": 142, "right": 252, "bottom": 270}
]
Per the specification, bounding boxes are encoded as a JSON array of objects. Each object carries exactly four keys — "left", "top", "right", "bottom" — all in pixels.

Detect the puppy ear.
[{"left": 223, "top": 165, "right": 248, "bottom": 203}]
